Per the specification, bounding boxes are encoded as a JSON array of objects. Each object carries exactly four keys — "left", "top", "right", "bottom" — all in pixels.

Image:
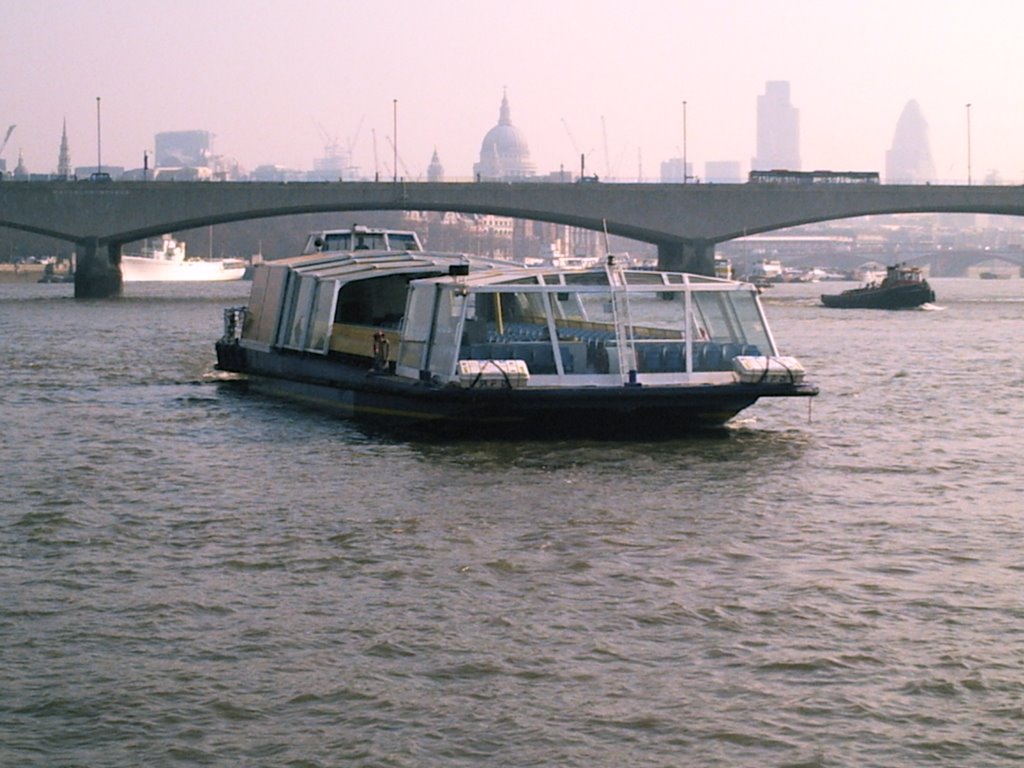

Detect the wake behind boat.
[
  {"left": 215, "top": 226, "right": 817, "bottom": 437},
  {"left": 121, "top": 235, "right": 246, "bottom": 282},
  {"left": 821, "top": 263, "right": 935, "bottom": 309}
]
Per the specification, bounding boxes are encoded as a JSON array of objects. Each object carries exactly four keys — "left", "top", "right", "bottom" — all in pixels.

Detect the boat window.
[
  {"left": 624, "top": 271, "right": 667, "bottom": 286},
  {"left": 306, "top": 280, "right": 337, "bottom": 353},
  {"left": 245, "top": 265, "right": 289, "bottom": 344},
  {"left": 470, "top": 290, "right": 552, "bottom": 339},
  {"left": 353, "top": 233, "right": 386, "bottom": 250},
  {"left": 692, "top": 290, "right": 771, "bottom": 350},
  {"left": 241, "top": 266, "right": 270, "bottom": 342},
  {"left": 561, "top": 272, "right": 608, "bottom": 286},
  {"left": 397, "top": 284, "right": 435, "bottom": 370},
  {"left": 280, "top": 274, "right": 318, "bottom": 350},
  {"left": 426, "top": 288, "right": 465, "bottom": 377},
  {"left": 728, "top": 290, "right": 772, "bottom": 351},
  {"left": 323, "top": 233, "right": 352, "bottom": 251},
  {"left": 384, "top": 233, "right": 421, "bottom": 251}
]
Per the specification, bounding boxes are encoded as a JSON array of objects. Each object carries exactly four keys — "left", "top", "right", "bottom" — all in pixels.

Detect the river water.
[{"left": 2, "top": 277, "right": 1022, "bottom": 767}]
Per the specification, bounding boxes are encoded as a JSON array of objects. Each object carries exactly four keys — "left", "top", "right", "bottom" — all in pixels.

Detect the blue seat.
[
  {"left": 532, "top": 346, "right": 556, "bottom": 373},
  {"left": 560, "top": 347, "right": 575, "bottom": 373},
  {"left": 721, "top": 343, "right": 743, "bottom": 363},
  {"left": 640, "top": 345, "right": 663, "bottom": 372},
  {"left": 663, "top": 344, "right": 684, "bottom": 371},
  {"left": 700, "top": 343, "right": 723, "bottom": 371}
]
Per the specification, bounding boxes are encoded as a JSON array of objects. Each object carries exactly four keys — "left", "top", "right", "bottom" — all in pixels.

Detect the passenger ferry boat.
[{"left": 215, "top": 226, "right": 817, "bottom": 437}]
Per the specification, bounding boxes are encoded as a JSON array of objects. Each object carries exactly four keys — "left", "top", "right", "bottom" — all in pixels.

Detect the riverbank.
[{"left": 0, "top": 263, "right": 73, "bottom": 284}]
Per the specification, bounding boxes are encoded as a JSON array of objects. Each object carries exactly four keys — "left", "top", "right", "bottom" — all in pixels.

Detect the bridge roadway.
[{"left": 2, "top": 179, "right": 1023, "bottom": 296}]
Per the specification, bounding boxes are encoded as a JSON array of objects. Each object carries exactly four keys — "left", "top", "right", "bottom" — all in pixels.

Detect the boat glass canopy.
[{"left": 396, "top": 265, "right": 776, "bottom": 383}]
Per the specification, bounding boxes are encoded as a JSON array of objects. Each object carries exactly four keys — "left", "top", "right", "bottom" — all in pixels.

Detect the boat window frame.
[
  {"left": 305, "top": 279, "right": 339, "bottom": 354},
  {"left": 278, "top": 272, "right": 320, "bottom": 350},
  {"left": 396, "top": 282, "right": 438, "bottom": 374}
]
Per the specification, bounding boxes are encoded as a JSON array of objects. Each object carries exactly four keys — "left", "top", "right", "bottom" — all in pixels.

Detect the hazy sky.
[{"left": 4, "top": 0, "right": 1022, "bottom": 182}]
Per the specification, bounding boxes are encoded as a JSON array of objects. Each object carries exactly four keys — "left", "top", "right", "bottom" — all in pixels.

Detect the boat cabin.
[{"left": 302, "top": 225, "right": 423, "bottom": 256}]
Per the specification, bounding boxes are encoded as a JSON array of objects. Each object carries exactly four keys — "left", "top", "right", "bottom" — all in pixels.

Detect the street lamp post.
[
  {"left": 682, "top": 100, "right": 688, "bottom": 184},
  {"left": 966, "top": 103, "right": 972, "bottom": 185},
  {"left": 96, "top": 96, "right": 102, "bottom": 176}
]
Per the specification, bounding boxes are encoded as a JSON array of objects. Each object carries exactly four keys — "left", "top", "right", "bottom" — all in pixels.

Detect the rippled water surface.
[{"left": 2, "top": 278, "right": 1023, "bottom": 766}]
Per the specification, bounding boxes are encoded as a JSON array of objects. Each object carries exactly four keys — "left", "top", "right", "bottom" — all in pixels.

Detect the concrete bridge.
[{"left": 1, "top": 179, "right": 1023, "bottom": 297}]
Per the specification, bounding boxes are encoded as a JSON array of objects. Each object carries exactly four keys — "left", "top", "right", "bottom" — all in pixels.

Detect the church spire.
[
  {"left": 57, "top": 118, "right": 71, "bottom": 178},
  {"left": 427, "top": 147, "right": 444, "bottom": 182},
  {"left": 499, "top": 87, "right": 511, "bottom": 126}
]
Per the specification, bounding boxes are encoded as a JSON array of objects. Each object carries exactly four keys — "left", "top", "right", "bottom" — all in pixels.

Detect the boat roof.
[
  {"left": 268, "top": 249, "right": 480, "bottom": 281},
  {"left": 262, "top": 249, "right": 745, "bottom": 289}
]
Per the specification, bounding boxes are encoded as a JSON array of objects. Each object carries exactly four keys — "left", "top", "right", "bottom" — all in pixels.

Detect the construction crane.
[
  {"left": 384, "top": 135, "right": 415, "bottom": 180},
  {"left": 346, "top": 115, "right": 364, "bottom": 163},
  {"left": 0, "top": 125, "right": 15, "bottom": 165},
  {"left": 602, "top": 116, "right": 610, "bottom": 179},
  {"left": 371, "top": 128, "right": 380, "bottom": 180},
  {"left": 600, "top": 116, "right": 628, "bottom": 180}
]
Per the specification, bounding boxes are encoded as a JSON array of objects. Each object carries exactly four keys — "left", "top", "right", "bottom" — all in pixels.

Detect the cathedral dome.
[{"left": 474, "top": 92, "right": 535, "bottom": 180}]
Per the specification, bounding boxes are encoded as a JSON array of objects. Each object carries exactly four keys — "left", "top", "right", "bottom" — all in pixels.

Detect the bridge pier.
[
  {"left": 74, "top": 239, "right": 123, "bottom": 299},
  {"left": 657, "top": 239, "right": 715, "bottom": 276}
]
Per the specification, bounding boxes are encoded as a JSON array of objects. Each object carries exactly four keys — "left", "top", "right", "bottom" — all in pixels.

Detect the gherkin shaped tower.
[{"left": 886, "top": 100, "right": 935, "bottom": 183}]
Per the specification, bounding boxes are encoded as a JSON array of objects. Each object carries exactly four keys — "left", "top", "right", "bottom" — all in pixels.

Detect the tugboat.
[
  {"left": 215, "top": 226, "right": 818, "bottom": 437},
  {"left": 821, "top": 263, "right": 935, "bottom": 309}
]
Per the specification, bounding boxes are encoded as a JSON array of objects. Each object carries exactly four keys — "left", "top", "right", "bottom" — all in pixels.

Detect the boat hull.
[
  {"left": 216, "top": 342, "right": 817, "bottom": 438},
  {"left": 121, "top": 256, "right": 246, "bottom": 282},
  {"left": 821, "top": 282, "right": 934, "bottom": 309}
]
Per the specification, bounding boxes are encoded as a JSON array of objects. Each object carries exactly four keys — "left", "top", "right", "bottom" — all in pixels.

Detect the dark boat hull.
[
  {"left": 216, "top": 341, "right": 818, "bottom": 438},
  {"left": 821, "top": 282, "right": 935, "bottom": 309}
]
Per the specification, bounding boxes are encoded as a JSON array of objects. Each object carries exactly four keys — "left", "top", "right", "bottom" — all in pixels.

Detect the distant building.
[
  {"left": 885, "top": 100, "right": 935, "bottom": 183},
  {"left": 752, "top": 81, "right": 800, "bottom": 171},
  {"left": 660, "top": 158, "right": 692, "bottom": 183},
  {"left": 13, "top": 150, "right": 27, "bottom": 179},
  {"left": 249, "top": 164, "right": 306, "bottom": 182},
  {"left": 155, "top": 130, "right": 213, "bottom": 168},
  {"left": 427, "top": 148, "right": 444, "bottom": 182},
  {"left": 704, "top": 161, "right": 742, "bottom": 183},
  {"left": 473, "top": 91, "right": 535, "bottom": 180},
  {"left": 310, "top": 137, "right": 356, "bottom": 181},
  {"left": 74, "top": 164, "right": 124, "bottom": 178}
]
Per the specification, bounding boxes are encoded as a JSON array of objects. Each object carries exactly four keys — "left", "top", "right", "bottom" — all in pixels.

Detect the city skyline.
[{"left": 3, "top": 0, "right": 1023, "bottom": 183}]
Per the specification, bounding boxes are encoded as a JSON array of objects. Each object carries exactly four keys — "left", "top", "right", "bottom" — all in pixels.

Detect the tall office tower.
[
  {"left": 885, "top": 100, "right": 935, "bottom": 183},
  {"left": 752, "top": 81, "right": 800, "bottom": 171}
]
